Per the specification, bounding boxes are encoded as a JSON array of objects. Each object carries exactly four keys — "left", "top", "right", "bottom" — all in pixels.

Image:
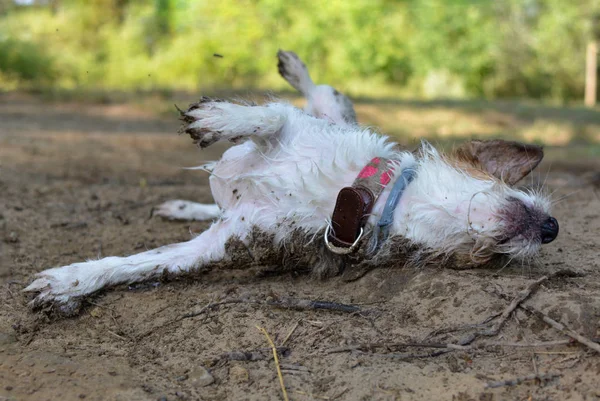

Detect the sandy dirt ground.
[{"left": 1, "top": 93, "right": 600, "bottom": 401}]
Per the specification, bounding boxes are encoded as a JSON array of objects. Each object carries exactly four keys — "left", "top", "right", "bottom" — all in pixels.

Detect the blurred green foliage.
[{"left": 0, "top": 0, "right": 596, "bottom": 100}]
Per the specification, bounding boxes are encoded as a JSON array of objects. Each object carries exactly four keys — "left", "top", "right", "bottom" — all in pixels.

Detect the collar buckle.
[{"left": 324, "top": 226, "right": 364, "bottom": 255}]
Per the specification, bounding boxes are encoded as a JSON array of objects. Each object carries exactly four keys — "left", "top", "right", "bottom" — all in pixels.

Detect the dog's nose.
[{"left": 541, "top": 217, "right": 559, "bottom": 244}]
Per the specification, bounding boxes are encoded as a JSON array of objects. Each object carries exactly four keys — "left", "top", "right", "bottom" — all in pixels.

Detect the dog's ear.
[{"left": 453, "top": 140, "right": 544, "bottom": 185}]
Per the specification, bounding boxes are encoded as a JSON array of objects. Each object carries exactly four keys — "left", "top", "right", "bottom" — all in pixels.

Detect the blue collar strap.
[{"left": 366, "top": 166, "right": 417, "bottom": 255}]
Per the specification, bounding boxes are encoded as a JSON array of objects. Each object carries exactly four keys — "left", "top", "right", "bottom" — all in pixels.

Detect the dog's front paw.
[
  {"left": 177, "top": 97, "right": 225, "bottom": 148},
  {"left": 24, "top": 267, "right": 87, "bottom": 315},
  {"left": 152, "top": 200, "right": 221, "bottom": 221}
]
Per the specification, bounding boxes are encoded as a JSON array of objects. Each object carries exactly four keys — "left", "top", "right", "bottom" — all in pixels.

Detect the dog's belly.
[{"left": 208, "top": 139, "right": 360, "bottom": 231}]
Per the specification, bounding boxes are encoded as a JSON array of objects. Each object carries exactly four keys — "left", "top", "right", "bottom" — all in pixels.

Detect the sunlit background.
[{"left": 1, "top": 0, "right": 600, "bottom": 152}]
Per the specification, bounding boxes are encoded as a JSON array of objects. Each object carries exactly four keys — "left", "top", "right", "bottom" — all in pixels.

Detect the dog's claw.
[
  {"left": 178, "top": 100, "right": 224, "bottom": 148},
  {"left": 23, "top": 275, "right": 51, "bottom": 293},
  {"left": 24, "top": 264, "right": 91, "bottom": 316},
  {"left": 25, "top": 275, "right": 83, "bottom": 316}
]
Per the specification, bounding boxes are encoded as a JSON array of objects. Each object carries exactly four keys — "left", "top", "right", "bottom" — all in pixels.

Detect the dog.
[
  {"left": 24, "top": 57, "right": 559, "bottom": 316},
  {"left": 152, "top": 50, "right": 357, "bottom": 222}
]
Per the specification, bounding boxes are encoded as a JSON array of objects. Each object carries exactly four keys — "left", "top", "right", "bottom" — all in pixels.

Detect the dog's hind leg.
[
  {"left": 24, "top": 218, "right": 246, "bottom": 314},
  {"left": 277, "top": 50, "right": 357, "bottom": 126},
  {"left": 180, "top": 99, "right": 287, "bottom": 148},
  {"left": 152, "top": 200, "right": 221, "bottom": 221},
  {"left": 277, "top": 49, "right": 316, "bottom": 96}
]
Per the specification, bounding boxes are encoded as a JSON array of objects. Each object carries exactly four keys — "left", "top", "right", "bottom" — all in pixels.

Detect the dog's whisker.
[{"left": 551, "top": 189, "right": 581, "bottom": 205}]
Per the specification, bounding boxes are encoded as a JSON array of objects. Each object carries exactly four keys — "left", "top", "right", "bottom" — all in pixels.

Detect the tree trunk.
[{"left": 585, "top": 41, "right": 598, "bottom": 107}]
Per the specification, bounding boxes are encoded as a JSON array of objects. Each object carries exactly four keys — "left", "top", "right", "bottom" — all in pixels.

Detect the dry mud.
[{"left": 1, "top": 94, "right": 600, "bottom": 401}]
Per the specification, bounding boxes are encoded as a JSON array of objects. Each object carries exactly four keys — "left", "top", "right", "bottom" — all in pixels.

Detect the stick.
[
  {"left": 281, "top": 320, "right": 300, "bottom": 346},
  {"left": 182, "top": 297, "right": 361, "bottom": 320},
  {"left": 326, "top": 342, "right": 467, "bottom": 354},
  {"left": 483, "top": 340, "right": 572, "bottom": 348},
  {"left": 524, "top": 305, "right": 600, "bottom": 354},
  {"left": 484, "top": 372, "right": 561, "bottom": 389},
  {"left": 222, "top": 347, "right": 290, "bottom": 362},
  {"left": 355, "top": 349, "right": 451, "bottom": 360},
  {"left": 257, "top": 326, "right": 289, "bottom": 401},
  {"left": 267, "top": 297, "right": 360, "bottom": 313},
  {"left": 481, "top": 276, "right": 548, "bottom": 336},
  {"left": 490, "top": 284, "right": 600, "bottom": 354},
  {"left": 326, "top": 337, "right": 572, "bottom": 356},
  {"left": 138, "top": 296, "right": 360, "bottom": 340}
]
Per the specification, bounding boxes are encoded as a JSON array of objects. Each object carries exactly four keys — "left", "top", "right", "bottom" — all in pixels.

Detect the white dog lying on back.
[{"left": 25, "top": 52, "right": 559, "bottom": 315}]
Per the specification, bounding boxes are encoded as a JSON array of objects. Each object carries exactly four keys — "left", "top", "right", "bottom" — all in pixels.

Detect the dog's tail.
[{"left": 277, "top": 49, "right": 316, "bottom": 96}]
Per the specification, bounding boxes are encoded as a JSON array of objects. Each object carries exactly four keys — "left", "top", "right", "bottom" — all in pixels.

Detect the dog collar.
[
  {"left": 325, "top": 157, "right": 398, "bottom": 255},
  {"left": 365, "top": 166, "right": 416, "bottom": 254}
]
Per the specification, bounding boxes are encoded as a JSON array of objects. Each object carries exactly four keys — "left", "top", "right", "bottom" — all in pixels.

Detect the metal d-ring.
[{"left": 324, "top": 226, "right": 364, "bottom": 255}]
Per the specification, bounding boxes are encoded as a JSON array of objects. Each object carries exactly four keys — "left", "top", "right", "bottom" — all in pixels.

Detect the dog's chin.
[{"left": 495, "top": 234, "right": 542, "bottom": 262}]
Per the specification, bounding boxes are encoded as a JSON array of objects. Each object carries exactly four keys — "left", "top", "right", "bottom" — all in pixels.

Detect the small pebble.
[
  {"left": 187, "top": 366, "right": 214, "bottom": 387},
  {"left": 6, "top": 231, "right": 19, "bottom": 243},
  {"left": 5, "top": 386, "right": 13, "bottom": 391},
  {"left": 229, "top": 365, "right": 249, "bottom": 382}
]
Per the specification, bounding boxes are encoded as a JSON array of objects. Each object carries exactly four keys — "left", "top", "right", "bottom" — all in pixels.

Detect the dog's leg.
[
  {"left": 24, "top": 218, "right": 245, "bottom": 313},
  {"left": 153, "top": 200, "right": 221, "bottom": 221},
  {"left": 181, "top": 99, "right": 287, "bottom": 148},
  {"left": 277, "top": 49, "right": 316, "bottom": 96},
  {"left": 277, "top": 50, "right": 357, "bottom": 126}
]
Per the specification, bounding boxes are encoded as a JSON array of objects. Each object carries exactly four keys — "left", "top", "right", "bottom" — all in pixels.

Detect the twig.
[
  {"left": 355, "top": 349, "right": 450, "bottom": 360},
  {"left": 257, "top": 326, "right": 289, "bottom": 401},
  {"left": 484, "top": 372, "right": 561, "bottom": 389},
  {"left": 281, "top": 320, "right": 301, "bottom": 346},
  {"left": 326, "top": 342, "right": 467, "bottom": 355},
  {"left": 326, "top": 337, "right": 573, "bottom": 357},
  {"left": 280, "top": 363, "right": 309, "bottom": 372},
  {"left": 139, "top": 296, "right": 356, "bottom": 339},
  {"left": 483, "top": 339, "right": 572, "bottom": 348},
  {"left": 481, "top": 276, "right": 548, "bottom": 336},
  {"left": 221, "top": 347, "right": 290, "bottom": 361},
  {"left": 524, "top": 305, "right": 600, "bottom": 354},
  {"left": 107, "top": 330, "right": 127, "bottom": 341},
  {"left": 534, "top": 351, "right": 579, "bottom": 355},
  {"left": 267, "top": 297, "right": 360, "bottom": 313},
  {"left": 489, "top": 284, "right": 600, "bottom": 354},
  {"left": 182, "top": 297, "right": 361, "bottom": 320}
]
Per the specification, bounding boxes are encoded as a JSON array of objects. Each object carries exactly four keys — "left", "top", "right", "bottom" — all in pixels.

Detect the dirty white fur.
[
  {"left": 25, "top": 100, "right": 551, "bottom": 311},
  {"left": 155, "top": 50, "right": 356, "bottom": 221}
]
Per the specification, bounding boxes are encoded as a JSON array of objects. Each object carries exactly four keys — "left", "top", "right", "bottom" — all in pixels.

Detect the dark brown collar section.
[{"left": 325, "top": 158, "right": 396, "bottom": 254}]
